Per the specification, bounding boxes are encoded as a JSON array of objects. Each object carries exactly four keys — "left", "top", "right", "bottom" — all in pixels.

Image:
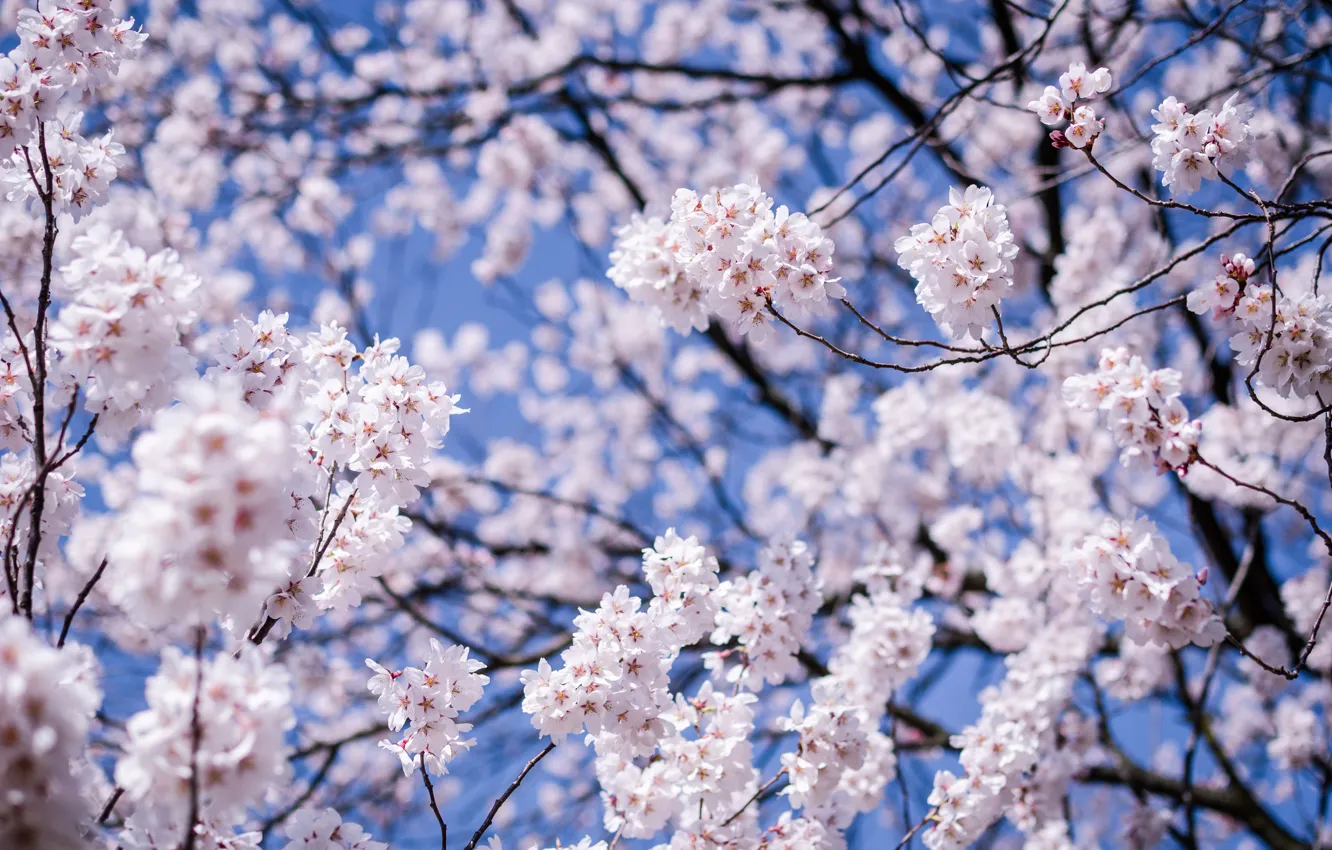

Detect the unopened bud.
[{"left": 1050, "top": 129, "right": 1071, "bottom": 149}]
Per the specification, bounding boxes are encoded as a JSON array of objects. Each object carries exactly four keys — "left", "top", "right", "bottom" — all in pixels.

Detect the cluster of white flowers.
[
  {"left": 0, "top": 0, "right": 143, "bottom": 216},
  {"left": 1150, "top": 94, "right": 1254, "bottom": 194},
  {"left": 599, "top": 682, "right": 759, "bottom": 840},
  {"left": 1028, "top": 62, "right": 1112, "bottom": 149},
  {"left": 306, "top": 328, "right": 463, "bottom": 508},
  {"left": 708, "top": 536, "right": 822, "bottom": 690},
  {"left": 521, "top": 530, "right": 720, "bottom": 755},
  {"left": 1, "top": 112, "right": 127, "bottom": 220},
  {"left": 778, "top": 678, "right": 873, "bottom": 817},
  {"left": 116, "top": 648, "right": 293, "bottom": 835},
  {"left": 367, "top": 640, "right": 489, "bottom": 776},
  {"left": 11, "top": 0, "right": 145, "bottom": 106},
  {"left": 1063, "top": 347, "right": 1201, "bottom": 472},
  {"left": 1186, "top": 252, "right": 1256, "bottom": 321},
  {"left": 282, "top": 808, "right": 387, "bottom": 850},
  {"left": 208, "top": 311, "right": 303, "bottom": 409},
  {"left": 1064, "top": 517, "right": 1224, "bottom": 649},
  {"left": 106, "top": 378, "right": 303, "bottom": 629},
  {"left": 1188, "top": 253, "right": 1332, "bottom": 398},
  {"left": 307, "top": 483, "right": 411, "bottom": 611},
  {"left": 0, "top": 451, "right": 83, "bottom": 568},
  {"left": 52, "top": 228, "right": 200, "bottom": 437},
  {"left": 0, "top": 618, "right": 101, "bottom": 850},
  {"left": 0, "top": 331, "right": 33, "bottom": 452},
  {"left": 925, "top": 614, "right": 1102, "bottom": 850},
  {"left": 607, "top": 215, "right": 709, "bottom": 334},
  {"left": 607, "top": 181, "right": 841, "bottom": 341},
  {"left": 893, "top": 185, "right": 1020, "bottom": 340},
  {"left": 828, "top": 590, "right": 935, "bottom": 708},
  {"left": 1268, "top": 697, "right": 1326, "bottom": 770}
]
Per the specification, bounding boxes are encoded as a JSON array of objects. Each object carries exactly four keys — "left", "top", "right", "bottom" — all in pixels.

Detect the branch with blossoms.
[{"left": 5, "top": 2, "right": 1332, "bottom": 850}]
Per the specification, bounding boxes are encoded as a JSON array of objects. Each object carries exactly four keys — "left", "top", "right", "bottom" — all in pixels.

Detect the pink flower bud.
[
  {"left": 1196, "top": 566, "right": 1209, "bottom": 585},
  {"left": 1050, "top": 129, "right": 1071, "bottom": 149}
]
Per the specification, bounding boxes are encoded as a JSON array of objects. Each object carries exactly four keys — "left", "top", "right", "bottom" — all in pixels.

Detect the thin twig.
[
  {"left": 421, "top": 753, "right": 447, "bottom": 850},
  {"left": 462, "top": 741, "right": 556, "bottom": 850},
  {"left": 57, "top": 556, "right": 108, "bottom": 648},
  {"left": 179, "top": 627, "right": 206, "bottom": 850}
]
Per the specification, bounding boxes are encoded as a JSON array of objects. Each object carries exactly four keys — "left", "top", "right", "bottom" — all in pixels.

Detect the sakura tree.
[{"left": 2, "top": 1, "right": 1331, "bottom": 849}]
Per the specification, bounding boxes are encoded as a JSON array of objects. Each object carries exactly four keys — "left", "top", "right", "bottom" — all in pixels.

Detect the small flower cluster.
[
  {"left": 1186, "top": 252, "right": 1256, "bottom": 321},
  {"left": 107, "top": 377, "right": 302, "bottom": 629},
  {"left": 208, "top": 311, "right": 303, "bottom": 410},
  {"left": 1028, "top": 62, "right": 1112, "bottom": 149},
  {"left": 598, "top": 682, "right": 758, "bottom": 839},
  {"left": 1268, "top": 697, "right": 1327, "bottom": 770},
  {"left": 282, "top": 808, "right": 387, "bottom": 850},
  {"left": 0, "top": 331, "right": 32, "bottom": 452},
  {"left": 366, "top": 640, "right": 489, "bottom": 776},
  {"left": 627, "top": 181, "right": 842, "bottom": 341},
  {"left": 306, "top": 328, "right": 463, "bottom": 508},
  {"left": 521, "top": 530, "right": 720, "bottom": 755},
  {"left": 1062, "top": 347, "right": 1201, "bottom": 472},
  {"left": 778, "top": 678, "right": 871, "bottom": 815},
  {"left": 893, "top": 185, "right": 1020, "bottom": 340},
  {"left": 0, "top": 618, "right": 102, "bottom": 850},
  {"left": 116, "top": 648, "right": 293, "bottom": 831},
  {"left": 607, "top": 215, "right": 709, "bottom": 334},
  {"left": 642, "top": 528, "right": 722, "bottom": 647},
  {"left": 52, "top": 228, "right": 201, "bottom": 437},
  {"left": 0, "top": 450, "right": 83, "bottom": 568},
  {"left": 1063, "top": 517, "right": 1225, "bottom": 649},
  {"left": 0, "top": 0, "right": 143, "bottom": 144},
  {"left": 308, "top": 483, "right": 412, "bottom": 611},
  {"left": 1188, "top": 253, "right": 1332, "bottom": 398},
  {"left": 708, "top": 536, "right": 822, "bottom": 690},
  {"left": 776, "top": 577, "right": 928, "bottom": 825},
  {"left": 925, "top": 615, "right": 1101, "bottom": 850},
  {"left": 1, "top": 112, "right": 127, "bottom": 220},
  {"left": 1150, "top": 94, "right": 1254, "bottom": 195},
  {"left": 827, "top": 591, "right": 935, "bottom": 709},
  {"left": 0, "top": 0, "right": 143, "bottom": 218}
]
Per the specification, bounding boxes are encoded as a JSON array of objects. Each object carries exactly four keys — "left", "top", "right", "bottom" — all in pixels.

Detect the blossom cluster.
[
  {"left": 367, "top": 640, "right": 489, "bottom": 776},
  {"left": 607, "top": 182, "right": 841, "bottom": 340},
  {"left": 282, "top": 808, "right": 387, "bottom": 850},
  {"left": 116, "top": 648, "right": 294, "bottom": 834},
  {"left": 208, "top": 314, "right": 453, "bottom": 632},
  {"left": 520, "top": 530, "right": 720, "bottom": 755},
  {"left": 306, "top": 329, "right": 463, "bottom": 508},
  {"left": 777, "top": 679, "right": 874, "bottom": 817},
  {"left": 106, "top": 377, "right": 303, "bottom": 629},
  {"left": 52, "top": 227, "right": 201, "bottom": 437},
  {"left": 1188, "top": 253, "right": 1332, "bottom": 398},
  {"left": 1, "top": 112, "right": 127, "bottom": 220},
  {"left": 1063, "top": 347, "right": 1201, "bottom": 472},
  {"left": 1028, "top": 62, "right": 1112, "bottom": 149},
  {"left": 1150, "top": 94, "right": 1254, "bottom": 194},
  {"left": 925, "top": 614, "right": 1102, "bottom": 849},
  {"left": 597, "top": 682, "right": 758, "bottom": 839},
  {"left": 893, "top": 185, "right": 1020, "bottom": 340},
  {"left": 607, "top": 214, "right": 709, "bottom": 334},
  {"left": 1064, "top": 517, "right": 1225, "bottom": 649},
  {"left": 707, "top": 536, "right": 822, "bottom": 690},
  {"left": 0, "top": 618, "right": 102, "bottom": 850},
  {"left": 0, "top": 1, "right": 143, "bottom": 216}
]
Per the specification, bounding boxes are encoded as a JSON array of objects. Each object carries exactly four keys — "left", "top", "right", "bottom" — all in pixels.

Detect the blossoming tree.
[{"left": 1, "top": 1, "right": 1331, "bottom": 849}]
